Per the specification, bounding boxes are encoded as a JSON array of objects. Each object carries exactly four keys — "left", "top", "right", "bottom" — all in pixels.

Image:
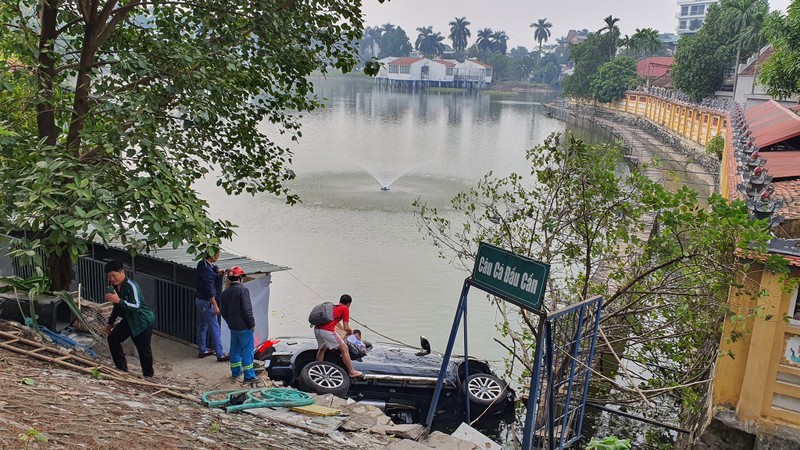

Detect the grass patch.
[
  {"left": 427, "top": 87, "right": 466, "bottom": 93},
  {"left": 481, "top": 90, "right": 521, "bottom": 96}
]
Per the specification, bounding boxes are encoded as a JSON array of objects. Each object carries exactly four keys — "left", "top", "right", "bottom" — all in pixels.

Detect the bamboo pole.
[{"left": 0, "top": 331, "right": 191, "bottom": 393}]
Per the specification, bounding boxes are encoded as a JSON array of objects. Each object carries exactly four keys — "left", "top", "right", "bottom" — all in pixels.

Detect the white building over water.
[{"left": 375, "top": 57, "right": 492, "bottom": 89}]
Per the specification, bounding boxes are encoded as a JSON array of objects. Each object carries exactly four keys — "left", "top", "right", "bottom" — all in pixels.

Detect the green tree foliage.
[
  {"left": 448, "top": 17, "right": 471, "bottom": 55},
  {"left": 491, "top": 30, "right": 510, "bottom": 54},
  {"left": 706, "top": 135, "right": 725, "bottom": 160},
  {"left": 0, "top": 0, "right": 377, "bottom": 289},
  {"left": 531, "top": 18, "right": 552, "bottom": 59},
  {"left": 759, "top": 0, "right": 800, "bottom": 99},
  {"left": 672, "top": 0, "right": 767, "bottom": 101},
  {"left": 414, "top": 133, "right": 786, "bottom": 415},
  {"left": 377, "top": 24, "right": 412, "bottom": 58},
  {"left": 562, "top": 32, "right": 613, "bottom": 99},
  {"left": 629, "top": 28, "right": 662, "bottom": 59},
  {"left": 476, "top": 28, "right": 495, "bottom": 53},
  {"left": 530, "top": 54, "right": 562, "bottom": 85},
  {"left": 590, "top": 57, "right": 640, "bottom": 103}
]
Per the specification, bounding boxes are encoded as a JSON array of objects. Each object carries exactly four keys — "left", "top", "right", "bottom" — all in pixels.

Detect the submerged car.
[{"left": 255, "top": 336, "right": 516, "bottom": 424}]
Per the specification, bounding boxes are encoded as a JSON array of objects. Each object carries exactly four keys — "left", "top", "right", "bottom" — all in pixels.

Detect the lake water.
[{"left": 197, "top": 78, "right": 603, "bottom": 362}]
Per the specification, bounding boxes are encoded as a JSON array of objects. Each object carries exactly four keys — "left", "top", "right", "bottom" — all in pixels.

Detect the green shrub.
[
  {"left": 587, "top": 436, "right": 632, "bottom": 450},
  {"left": 706, "top": 135, "right": 725, "bottom": 160}
]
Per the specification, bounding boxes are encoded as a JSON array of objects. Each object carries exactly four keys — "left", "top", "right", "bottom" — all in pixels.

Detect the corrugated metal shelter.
[
  {"left": 744, "top": 100, "right": 800, "bottom": 149},
  {"left": 77, "top": 243, "right": 289, "bottom": 345}
]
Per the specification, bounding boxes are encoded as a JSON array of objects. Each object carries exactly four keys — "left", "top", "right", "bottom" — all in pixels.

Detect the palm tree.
[
  {"left": 619, "top": 34, "right": 634, "bottom": 55},
  {"left": 491, "top": 30, "right": 509, "bottom": 54},
  {"left": 631, "top": 28, "right": 661, "bottom": 59},
  {"left": 449, "top": 17, "right": 471, "bottom": 55},
  {"left": 362, "top": 26, "right": 383, "bottom": 58},
  {"left": 415, "top": 26, "right": 433, "bottom": 52},
  {"left": 381, "top": 23, "right": 396, "bottom": 34},
  {"left": 531, "top": 18, "right": 553, "bottom": 60},
  {"left": 727, "top": 0, "right": 768, "bottom": 94},
  {"left": 600, "top": 15, "right": 621, "bottom": 58},
  {"left": 476, "top": 28, "right": 494, "bottom": 53},
  {"left": 415, "top": 27, "right": 446, "bottom": 57}
]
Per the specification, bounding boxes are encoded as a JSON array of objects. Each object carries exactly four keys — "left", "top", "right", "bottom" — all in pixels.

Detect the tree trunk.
[
  {"left": 37, "top": 0, "right": 60, "bottom": 146},
  {"left": 48, "top": 249, "right": 75, "bottom": 292},
  {"left": 732, "top": 47, "right": 741, "bottom": 100},
  {"left": 66, "top": 20, "right": 99, "bottom": 154}
]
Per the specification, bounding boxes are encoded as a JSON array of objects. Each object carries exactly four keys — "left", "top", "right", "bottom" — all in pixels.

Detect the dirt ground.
[
  {"left": 0, "top": 321, "right": 489, "bottom": 450},
  {"left": 0, "top": 322, "right": 378, "bottom": 450}
]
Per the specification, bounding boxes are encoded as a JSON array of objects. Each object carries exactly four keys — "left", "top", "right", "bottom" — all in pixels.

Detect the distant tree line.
[
  {"left": 562, "top": 16, "right": 649, "bottom": 102},
  {"left": 357, "top": 17, "right": 572, "bottom": 85}
]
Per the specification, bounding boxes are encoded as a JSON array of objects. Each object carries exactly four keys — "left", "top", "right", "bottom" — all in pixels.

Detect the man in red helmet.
[{"left": 219, "top": 266, "right": 257, "bottom": 383}]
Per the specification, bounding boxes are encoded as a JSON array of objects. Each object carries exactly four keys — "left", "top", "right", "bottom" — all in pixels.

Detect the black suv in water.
[{"left": 256, "top": 336, "right": 516, "bottom": 424}]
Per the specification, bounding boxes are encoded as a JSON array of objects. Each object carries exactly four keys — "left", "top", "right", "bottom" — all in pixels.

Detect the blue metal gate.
[
  {"left": 76, "top": 256, "right": 199, "bottom": 344},
  {"left": 523, "top": 296, "right": 604, "bottom": 449}
]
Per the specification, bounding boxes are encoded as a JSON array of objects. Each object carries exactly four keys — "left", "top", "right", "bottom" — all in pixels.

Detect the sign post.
[
  {"left": 426, "top": 242, "right": 603, "bottom": 450},
  {"left": 426, "top": 242, "right": 550, "bottom": 428},
  {"left": 471, "top": 242, "right": 550, "bottom": 311}
]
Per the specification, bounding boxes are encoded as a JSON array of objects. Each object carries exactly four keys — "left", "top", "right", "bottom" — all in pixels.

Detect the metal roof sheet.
[
  {"left": 768, "top": 238, "right": 800, "bottom": 267},
  {"left": 637, "top": 57, "right": 673, "bottom": 79},
  {"left": 146, "top": 244, "right": 290, "bottom": 274},
  {"left": 763, "top": 151, "right": 800, "bottom": 180},
  {"left": 744, "top": 100, "right": 800, "bottom": 149}
]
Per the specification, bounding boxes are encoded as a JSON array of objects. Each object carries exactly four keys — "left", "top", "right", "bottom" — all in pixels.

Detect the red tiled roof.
[
  {"left": 745, "top": 100, "right": 800, "bottom": 148},
  {"left": 468, "top": 59, "right": 492, "bottom": 68},
  {"left": 763, "top": 152, "right": 800, "bottom": 180},
  {"left": 388, "top": 57, "right": 423, "bottom": 66},
  {"left": 739, "top": 47, "right": 776, "bottom": 76},
  {"left": 433, "top": 59, "right": 455, "bottom": 68},
  {"left": 773, "top": 179, "right": 800, "bottom": 220},
  {"left": 637, "top": 57, "right": 673, "bottom": 79},
  {"left": 782, "top": 254, "right": 800, "bottom": 266}
]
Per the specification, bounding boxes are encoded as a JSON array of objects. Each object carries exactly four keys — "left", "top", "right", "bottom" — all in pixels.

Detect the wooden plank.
[{"left": 290, "top": 404, "right": 343, "bottom": 417}]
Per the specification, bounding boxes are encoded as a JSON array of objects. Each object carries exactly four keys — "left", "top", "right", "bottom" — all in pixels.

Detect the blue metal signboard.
[{"left": 471, "top": 242, "right": 550, "bottom": 312}]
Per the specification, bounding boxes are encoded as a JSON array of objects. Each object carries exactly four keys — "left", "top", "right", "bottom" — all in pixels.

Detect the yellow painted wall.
[
  {"left": 597, "top": 93, "right": 727, "bottom": 148},
  {"left": 713, "top": 269, "right": 764, "bottom": 406}
]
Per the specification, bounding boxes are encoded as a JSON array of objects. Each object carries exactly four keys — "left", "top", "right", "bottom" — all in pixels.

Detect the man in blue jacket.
[
  {"left": 104, "top": 260, "right": 156, "bottom": 377},
  {"left": 220, "top": 266, "right": 257, "bottom": 383},
  {"left": 196, "top": 251, "right": 228, "bottom": 361}
]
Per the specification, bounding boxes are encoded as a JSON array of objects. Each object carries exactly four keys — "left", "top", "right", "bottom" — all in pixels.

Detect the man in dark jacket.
[
  {"left": 196, "top": 251, "right": 227, "bottom": 361},
  {"left": 219, "top": 266, "right": 257, "bottom": 383},
  {"left": 104, "top": 260, "right": 156, "bottom": 377}
]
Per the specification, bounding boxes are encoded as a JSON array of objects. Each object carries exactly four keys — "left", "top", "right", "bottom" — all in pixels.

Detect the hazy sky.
[{"left": 361, "top": 0, "right": 793, "bottom": 50}]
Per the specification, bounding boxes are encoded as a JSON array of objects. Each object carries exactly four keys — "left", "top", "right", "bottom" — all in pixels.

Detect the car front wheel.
[
  {"left": 299, "top": 361, "right": 351, "bottom": 397},
  {"left": 464, "top": 373, "right": 506, "bottom": 407}
]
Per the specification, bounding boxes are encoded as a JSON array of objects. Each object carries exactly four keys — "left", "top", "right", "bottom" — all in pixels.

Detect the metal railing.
[{"left": 75, "top": 256, "right": 199, "bottom": 345}]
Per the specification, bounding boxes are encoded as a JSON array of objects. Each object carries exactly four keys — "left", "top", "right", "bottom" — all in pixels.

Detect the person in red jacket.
[{"left": 314, "top": 294, "right": 362, "bottom": 378}]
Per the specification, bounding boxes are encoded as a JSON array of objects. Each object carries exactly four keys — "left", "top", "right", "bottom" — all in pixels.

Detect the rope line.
[{"left": 220, "top": 243, "right": 423, "bottom": 350}]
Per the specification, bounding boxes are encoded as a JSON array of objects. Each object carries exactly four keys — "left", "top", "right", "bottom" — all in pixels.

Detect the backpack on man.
[{"left": 308, "top": 302, "right": 335, "bottom": 326}]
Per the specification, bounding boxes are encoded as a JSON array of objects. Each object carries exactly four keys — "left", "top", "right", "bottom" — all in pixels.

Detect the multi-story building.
[{"left": 676, "top": 0, "right": 718, "bottom": 35}]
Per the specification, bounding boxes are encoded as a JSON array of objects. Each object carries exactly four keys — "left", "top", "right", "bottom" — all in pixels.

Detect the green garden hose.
[{"left": 201, "top": 387, "right": 315, "bottom": 413}]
